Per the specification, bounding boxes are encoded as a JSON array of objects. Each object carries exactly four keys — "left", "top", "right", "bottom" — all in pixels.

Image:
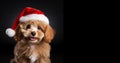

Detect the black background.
[{"left": 0, "top": 0, "right": 63, "bottom": 63}]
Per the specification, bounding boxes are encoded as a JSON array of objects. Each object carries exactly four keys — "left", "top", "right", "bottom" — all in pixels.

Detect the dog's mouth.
[{"left": 28, "top": 37, "right": 39, "bottom": 41}]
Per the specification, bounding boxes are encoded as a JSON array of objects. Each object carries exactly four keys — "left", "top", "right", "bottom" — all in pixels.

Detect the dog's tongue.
[{"left": 30, "top": 37, "right": 37, "bottom": 41}]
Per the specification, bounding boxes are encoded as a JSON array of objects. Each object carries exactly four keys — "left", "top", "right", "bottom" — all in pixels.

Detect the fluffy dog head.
[{"left": 14, "top": 20, "right": 55, "bottom": 44}]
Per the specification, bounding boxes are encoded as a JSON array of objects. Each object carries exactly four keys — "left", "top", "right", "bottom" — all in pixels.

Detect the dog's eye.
[
  {"left": 38, "top": 26, "right": 41, "bottom": 30},
  {"left": 26, "top": 24, "right": 31, "bottom": 29}
]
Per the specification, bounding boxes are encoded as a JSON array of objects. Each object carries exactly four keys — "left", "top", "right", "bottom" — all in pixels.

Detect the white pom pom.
[{"left": 6, "top": 28, "right": 15, "bottom": 37}]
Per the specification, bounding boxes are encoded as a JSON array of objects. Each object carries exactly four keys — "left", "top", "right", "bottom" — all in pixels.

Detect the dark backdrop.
[{"left": 0, "top": 0, "right": 63, "bottom": 63}]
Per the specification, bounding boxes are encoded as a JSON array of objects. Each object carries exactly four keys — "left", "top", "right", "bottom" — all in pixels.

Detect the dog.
[{"left": 10, "top": 20, "right": 55, "bottom": 63}]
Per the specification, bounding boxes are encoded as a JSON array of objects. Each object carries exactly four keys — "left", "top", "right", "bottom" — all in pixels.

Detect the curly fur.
[{"left": 10, "top": 20, "right": 55, "bottom": 63}]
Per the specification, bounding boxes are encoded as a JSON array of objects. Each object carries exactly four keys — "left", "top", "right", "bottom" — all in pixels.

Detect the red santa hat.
[{"left": 6, "top": 7, "right": 49, "bottom": 37}]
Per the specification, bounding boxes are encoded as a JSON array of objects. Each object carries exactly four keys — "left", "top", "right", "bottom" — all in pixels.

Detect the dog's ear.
[
  {"left": 14, "top": 24, "right": 23, "bottom": 41},
  {"left": 44, "top": 25, "right": 55, "bottom": 43}
]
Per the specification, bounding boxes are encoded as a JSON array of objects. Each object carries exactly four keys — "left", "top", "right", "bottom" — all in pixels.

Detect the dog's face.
[
  {"left": 20, "top": 20, "right": 45, "bottom": 43},
  {"left": 14, "top": 20, "right": 55, "bottom": 44}
]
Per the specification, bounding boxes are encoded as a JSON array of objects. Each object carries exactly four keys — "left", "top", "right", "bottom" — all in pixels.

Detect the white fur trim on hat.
[
  {"left": 6, "top": 28, "right": 15, "bottom": 37},
  {"left": 19, "top": 14, "right": 49, "bottom": 24}
]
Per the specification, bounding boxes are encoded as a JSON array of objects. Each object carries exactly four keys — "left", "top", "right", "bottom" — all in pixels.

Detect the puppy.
[{"left": 10, "top": 20, "right": 55, "bottom": 63}]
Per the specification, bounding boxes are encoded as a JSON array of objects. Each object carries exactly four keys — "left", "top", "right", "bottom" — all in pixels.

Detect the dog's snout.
[{"left": 31, "top": 32, "right": 36, "bottom": 36}]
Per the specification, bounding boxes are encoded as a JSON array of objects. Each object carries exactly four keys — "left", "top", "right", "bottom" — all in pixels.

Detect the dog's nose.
[{"left": 31, "top": 32, "right": 36, "bottom": 36}]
